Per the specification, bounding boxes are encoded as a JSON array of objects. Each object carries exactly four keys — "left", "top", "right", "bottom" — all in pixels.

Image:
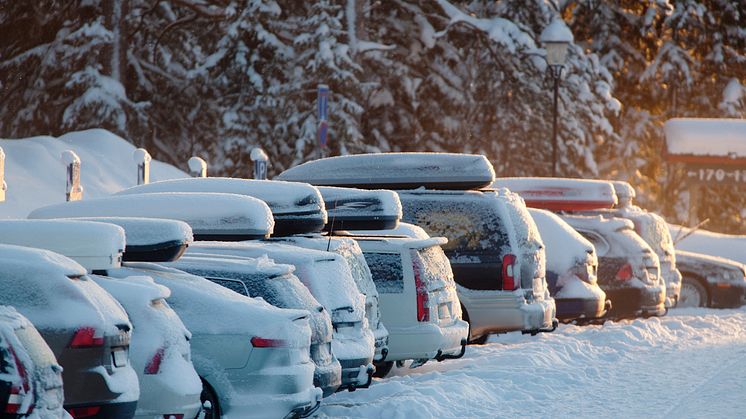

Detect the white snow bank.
[
  {"left": 0, "top": 129, "right": 187, "bottom": 219},
  {"left": 28, "top": 192, "right": 274, "bottom": 238},
  {"left": 491, "top": 177, "right": 617, "bottom": 210},
  {"left": 0, "top": 219, "right": 125, "bottom": 270},
  {"left": 277, "top": 153, "right": 496, "bottom": 190},
  {"left": 68, "top": 217, "right": 193, "bottom": 247},
  {"left": 670, "top": 223, "right": 746, "bottom": 265},
  {"left": 664, "top": 118, "right": 746, "bottom": 157},
  {"left": 318, "top": 307, "right": 746, "bottom": 418}
]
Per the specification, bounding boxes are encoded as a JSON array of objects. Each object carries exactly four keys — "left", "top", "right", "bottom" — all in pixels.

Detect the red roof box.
[{"left": 491, "top": 177, "right": 618, "bottom": 211}]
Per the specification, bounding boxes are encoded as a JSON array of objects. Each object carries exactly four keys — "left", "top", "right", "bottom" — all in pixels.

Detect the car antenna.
[
  {"left": 673, "top": 218, "right": 710, "bottom": 246},
  {"left": 327, "top": 198, "right": 338, "bottom": 252}
]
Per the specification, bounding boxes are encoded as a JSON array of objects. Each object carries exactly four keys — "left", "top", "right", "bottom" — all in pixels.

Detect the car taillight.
[
  {"left": 67, "top": 406, "right": 101, "bottom": 418},
  {"left": 5, "top": 346, "right": 32, "bottom": 415},
  {"left": 69, "top": 327, "right": 105, "bottom": 348},
  {"left": 502, "top": 254, "right": 518, "bottom": 290},
  {"left": 616, "top": 263, "right": 633, "bottom": 281},
  {"left": 251, "top": 336, "right": 290, "bottom": 348},
  {"left": 411, "top": 252, "right": 430, "bottom": 322},
  {"left": 144, "top": 347, "right": 165, "bottom": 375}
]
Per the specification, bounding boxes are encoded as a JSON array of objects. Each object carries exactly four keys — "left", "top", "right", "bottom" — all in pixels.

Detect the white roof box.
[
  {"left": 117, "top": 177, "right": 326, "bottom": 236},
  {"left": 318, "top": 186, "right": 402, "bottom": 231},
  {"left": 69, "top": 217, "right": 192, "bottom": 262},
  {"left": 28, "top": 192, "right": 274, "bottom": 241},
  {"left": 491, "top": 177, "right": 618, "bottom": 211},
  {"left": 610, "top": 181, "right": 636, "bottom": 207},
  {"left": 277, "top": 152, "right": 496, "bottom": 190},
  {"left": 0, "top": 219, "right": 124, "bottom": 271}
]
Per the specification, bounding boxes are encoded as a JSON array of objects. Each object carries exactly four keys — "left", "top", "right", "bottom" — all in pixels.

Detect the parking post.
[
  {"left": 0, "top": 146, "right": 6, "bottom": 202},
  {"left": 61, "top": 150, "right": 83, "bottom": 201},
  {"left": 133, "top": 148, "right": 151, "bottom": 185},
  {"left": 250, "top": 148, "right": 269, "bottom": 180},
  {"left": 188, "top": 157, "right": 207, "bottom": 178}
]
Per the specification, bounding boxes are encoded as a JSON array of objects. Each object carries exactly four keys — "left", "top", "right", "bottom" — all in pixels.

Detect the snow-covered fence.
[
  {"left": 188, "top": 156, "right": 207, "bottom": 178},
  {"left": 133, "top": 148, "right": 151, "bottom": 185},
  {"left": 250, "top": 148, "right": 268, "bottom": 180},
  {"left": 0, "top": 146, "right": 5, "bottom": 202},
  {"left": 61, "top": 150, "right": 83, "bottom": 201}
]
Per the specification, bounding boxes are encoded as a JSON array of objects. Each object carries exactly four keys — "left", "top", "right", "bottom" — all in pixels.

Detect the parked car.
[
  {"left": 0, "top": 244, "right": 138, "bottom": 418},
  {"left": 91, "top": 275, "right": 203, "bottom": 419},
  {"left": 559, "top": 215, "right": 667, "bottom": 319},
  {"left": 270, "top": 234, "right": 389, "bottom": 363},
  {"left": 186, "top": 241, "right": 376, "bottom": 391},
  {"left": 115, "top": 177, "right": 327, "bottom": 236},
  {"left": 344, "top": 234, "right": 469, "bottom": 376},
  {"left": 106, "top": 262, "right": 321, "bottom": 418},
  {"left": 674, "top": 250, "right": 746, "bottom": 308},
  {"left": 0, "top": 305, "right": 66, "bottom": 418},
  {"left": 528, "top": 209, "right": 610, "bottom": 323},
  {"left": 163, "top": 255, "right": 342, "bottom": 397},
  {"left": 28, "top": 192, "right": 275, "bottom": 241},
  {"left": 278, "top": 153, "right": 558, "bottom": 341}
]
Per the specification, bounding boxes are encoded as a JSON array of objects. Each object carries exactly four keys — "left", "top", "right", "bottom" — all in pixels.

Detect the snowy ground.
[{"left": 319, "top": 307, "right": 746, "bottom": 418}]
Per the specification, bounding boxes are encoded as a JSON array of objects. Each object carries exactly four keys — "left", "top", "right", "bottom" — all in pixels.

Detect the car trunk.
[{"left": 410, "top": 246, "right": 461, "bottom": 325}]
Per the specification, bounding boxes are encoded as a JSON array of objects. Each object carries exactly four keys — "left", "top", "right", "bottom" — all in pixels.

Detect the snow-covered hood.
[
  {"left": 0, "top": 219, "right": 125, "bottom": 271},
  {"left": 29, "top": 192, "right": 274, "bottom": 240},
  {"left": 278, "top": 152, "right": 496, "bottom": 190}
]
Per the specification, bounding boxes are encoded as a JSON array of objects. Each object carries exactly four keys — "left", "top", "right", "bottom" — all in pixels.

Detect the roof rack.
[{"left": 491, "top": 177, "right": 617, "bottom": 211}]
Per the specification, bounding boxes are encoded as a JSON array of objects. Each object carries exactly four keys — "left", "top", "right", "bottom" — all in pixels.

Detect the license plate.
[{"left": 112, "top": 348, "right": 128, "bottom": 368}]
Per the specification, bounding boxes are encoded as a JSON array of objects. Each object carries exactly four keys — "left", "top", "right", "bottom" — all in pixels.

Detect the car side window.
[
  {"left": 579, "top": 230, "right": 610, "bottom": 257},
  {"left": 363, "top": 252, "right": 405, "bottom": 294},
  {"left": 206, "top": 277, "right": 250, "bottom": 297}
]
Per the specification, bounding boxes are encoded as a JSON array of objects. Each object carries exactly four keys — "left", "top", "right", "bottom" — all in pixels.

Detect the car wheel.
[
  {"left": 373, "top": 361, "right": 394, "bottom": 378},
  {"left": 679, "top": 276, "right": 708, "bottom": 308},
  {"left": 200, "top": 379, "right": 221, "bottom": 419}
]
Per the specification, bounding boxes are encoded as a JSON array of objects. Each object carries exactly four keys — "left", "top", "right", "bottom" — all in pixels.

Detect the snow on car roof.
[
  {"left": 674, "top": 249, "right": 745, "bottom": 272},
  {"left": 168, "top": 254, "right": 295, "bottom": 278},
  {"left": 277, "top": 152, "right": 496, "bottom": 190},
  {"left": 0, "top": 219, "right": 125, "bottom": 270},
  {"left": 664, "top": 118, "right": 746, "bottom": 158},
  {"left": 0, "top": 243, "right": 86, "bottom": 276},
  {"left": 341, "top": 221, "right": 431, "bottom": 240},
  {"left": 318, "top": 186, "right": 402, "bottom": 231},
  {"left": 529, "top": 208, "right": 595, "bottom": 273},
  {"left": 670, "top": 224, "right": 746, "bottom": 265},
  {"left": 28, "top": 192, "right": 274, "bottom": 240},
  {"left": 560, "top": 213, "right": 634, "bottom": 233},
  {"left": 186, "top": 241, "right": 364, "bottom": 315},
  {"left": 491, "top": 177, "right": 618, "bottom": 210}
]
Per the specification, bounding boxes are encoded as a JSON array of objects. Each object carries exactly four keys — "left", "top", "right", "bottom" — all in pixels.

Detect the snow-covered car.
[
  {"left": 528, "top": 209, "right": 609, "bottom": 322},
  {"left": 0, "top": 306, "right": 66, "bottom": 418},
  {"left": 0, "top": 244, "right": 138, "bottom": 418},
  {"left": 559, "top": 215, "right": 667, "bottom": 319},
  {"left": 278, "top": 153, "right": 557, "bottom": 341},
  {"left": 163, "top": 255, "right": 342, "bottom": 397},
  {"left": 269, "top": 235, "right": 390, "bottom": 363},
  {"left": 106, "top": 262, "right": 321, "bottom": 418},
  {"left": 674, "top": 250, "right": 746, "bottom": 308},
  {"left": 316, "top": 186, "right": 402, "bottom": 231},
  {"left": 91, "top": 275, "right": 203, "bottom": 419},
  {"left": 186, "top": 241, "right": 376, "bottom": 391},
  {"left": 28, "top": 192, "right": 275, "bottom": 241},
  {"left": 115, "top": 177, "right": 327, "bottom": 236},
  {"left": 347, "top": 234, "right": 469, "bottom": 376}
]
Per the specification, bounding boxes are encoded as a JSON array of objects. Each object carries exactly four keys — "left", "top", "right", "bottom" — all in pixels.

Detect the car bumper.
[
  {"left": 665, "top": 284, "right": 681, "bottom": 308},
  {"left": 314, "top": 357, "right": 342, "bottom": 398},
  {"left": 65, "top": 401, "right": 138, "bottom": 419},
  {"left": 134, "top": 366, "right": 202, "bottom": 419},
  {"left": 605, "top": 284, "right": 666, "bottom": 319},
  {"left": 373, "top": 326, "right": 389, "bottom": 362},
  {"left": 385, "top": 319, "right": 469, "bottom": 362},
  {"left": 458, "top": 288, "right": 556, "bottom": 336},
  {"left": 556, "top": 296, "right": 609, "bottom": 322},
  {"left": 338, "top": 359, "right": 375, "bottom": 391},
  {"left": 709, "top": 283, "right": 746, "bottom": 308}
]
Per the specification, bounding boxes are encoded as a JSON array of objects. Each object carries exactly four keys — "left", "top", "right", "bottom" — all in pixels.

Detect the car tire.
[
  {"left": 200, "top": 378, "right": 221, "bottom": 419},
  {"left": 679, "top": 276, "right": 709, "bottom": 308},
  {"left": 372, "top": 361, "right": 394, "bottom": 378}
]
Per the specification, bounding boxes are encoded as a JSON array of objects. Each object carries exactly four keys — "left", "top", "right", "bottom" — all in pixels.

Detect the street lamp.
[{"left": 540, "top": 19, "right": 573, "bottom": 177}]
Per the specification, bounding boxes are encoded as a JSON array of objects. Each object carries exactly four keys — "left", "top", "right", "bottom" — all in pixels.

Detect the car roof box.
[
  {"left": 0, "top": 219, "right": 124, "bottom": 271},
  {"left": 69, "top": 217, "right": 192, "bottom": 262},
  {"left": 491, "top": 177, "right": 618, "bottom": 211},
  {"left": 277, "top": 152, "right": 496, "bottom": 190},
  {"left": 117, "top": 177, "right": 326, "bottom": 236},
  {"left": 28, "top": 192, "right": 274, "bottom": 241},
  {"left": 318, "top": 186, "right": 402, "bottom": 231}
]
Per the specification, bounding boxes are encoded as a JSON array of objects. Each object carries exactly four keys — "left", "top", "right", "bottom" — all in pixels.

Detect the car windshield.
[
  {"left": 638, "top": 213, "right": 675, "bottom": 256},
  {"left": 363, "top": 252, "right": 404, "bottom": 294}
]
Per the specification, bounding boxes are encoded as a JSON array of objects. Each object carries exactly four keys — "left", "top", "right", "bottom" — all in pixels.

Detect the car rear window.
[
  {"left": 636, "top": 213, "right": 675, "bottom": 256},
  {"left": 207, "top": 277, "right": 250, "bottom": 296},
  {"left": 400, "top": 192, "right": 511, "bottom": 256},
  {"left": 363, "top": 252, "right": 404, "bottom": 294},
  {"left": 14, "top": 326, "right": 57, "bottom": 368}
]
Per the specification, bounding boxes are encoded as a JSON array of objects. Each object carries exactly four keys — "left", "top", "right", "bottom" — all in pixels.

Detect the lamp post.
[{"left": 540, "top": 19, "right": 573, "bottom": 177}]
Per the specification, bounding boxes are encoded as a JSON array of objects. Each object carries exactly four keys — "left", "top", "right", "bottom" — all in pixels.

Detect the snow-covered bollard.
[
  {"left": 61, "top": 150, "right": 83, "bottom": 201},
  {"left": 188, "top": 156, "right": 207, "bottom": 178},
  {"left": 250, "top": 148, "right": 269, "bottom": 180},
  {"left": 133, "top": 148, "right": 151, "bottom": 185},
  {"left": 0, "top": 146, "right": 6, "bottom": 202}
]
